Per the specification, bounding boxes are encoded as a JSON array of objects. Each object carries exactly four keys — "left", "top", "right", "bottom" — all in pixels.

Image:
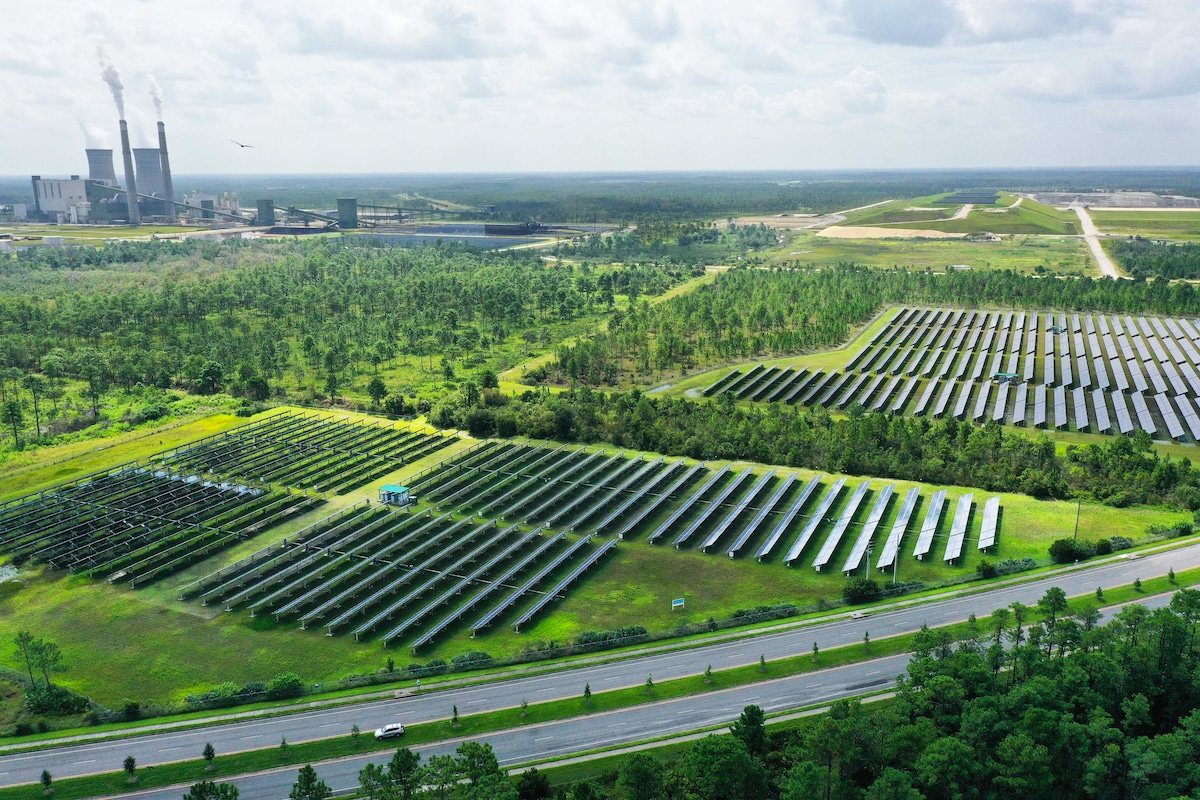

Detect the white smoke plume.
[
  {"left": 77, "top": 119, "right": 111, "bottom": 149},
  {"left": 147, "top": 74, "right": 163, "bottom": 120},
  {"left": 97, "top": 44, "right": 125, "bottom": 118}
]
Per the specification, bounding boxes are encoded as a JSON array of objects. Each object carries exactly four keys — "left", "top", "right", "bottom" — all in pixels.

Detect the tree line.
[
  {"left": 436, "top": 386, "right": 1200, "bottom": 509},
  {"left": 548, "top": 265, "right": 1200, "bottom": 384},
  {"left": 1110, "top": 238, "right": 1200, "bottom": 280}
]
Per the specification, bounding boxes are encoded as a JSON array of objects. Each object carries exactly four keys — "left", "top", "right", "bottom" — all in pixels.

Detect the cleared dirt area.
[
  {"left": 818, "top": 226, "right": 966, "bottom": 239},
  {"left": 734, "top": 213, "right": 845, "bottom": 230}
]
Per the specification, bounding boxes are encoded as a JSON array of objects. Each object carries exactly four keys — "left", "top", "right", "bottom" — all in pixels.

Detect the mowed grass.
[
  {"left": 0, "top": 224, "right": 205, "bottom": 241},
  {"left": 1090, "top": 210, "right": 1200, "bottom": 240},
  {"left": 772, "top": 231, "right": 1093, "bottom": 275},
  {"left": 0, "top": 403, "right": 1188, "bottom": 707}
]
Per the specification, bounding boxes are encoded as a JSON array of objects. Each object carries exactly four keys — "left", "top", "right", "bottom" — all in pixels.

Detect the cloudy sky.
[{"left": 2, "top": 0, "right": 1197, "bottom": 175}]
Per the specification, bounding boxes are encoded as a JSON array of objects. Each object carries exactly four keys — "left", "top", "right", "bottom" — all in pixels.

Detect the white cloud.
[{"left": 0, "top": 0, "right": 1197, "bottom": 173}]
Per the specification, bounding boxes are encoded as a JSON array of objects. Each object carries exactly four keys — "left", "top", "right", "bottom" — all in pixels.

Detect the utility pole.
[{"left": 1073, "top": 497, "right": 1082, "bottom": 540}]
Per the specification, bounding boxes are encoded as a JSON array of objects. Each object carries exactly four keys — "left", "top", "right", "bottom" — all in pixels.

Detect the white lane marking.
[
  {"left": 73, "top": 760, "right": 96, "bottom": 765},
  {"left": 609, "top": 722, "right": 625, "bottom": 728},
  {"left": 319, "top": 723, "right": 339, "bottom": 728},
  {"left": 159, "top": 746, "right": 181, "bottom": 752},
  {"left": 241, "top": 735, "right": 263, "bottom": 741},
  {"left": 866, "top": 670, "right": 881, "bottom": 676},
  {"left": 534, "top": 736, "right": 554, "bottom": 742}
]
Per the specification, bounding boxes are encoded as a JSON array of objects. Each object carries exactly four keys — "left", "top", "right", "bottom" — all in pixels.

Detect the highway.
[{"left": 4, "top": 541, "right": 1196, "bottom": 793}]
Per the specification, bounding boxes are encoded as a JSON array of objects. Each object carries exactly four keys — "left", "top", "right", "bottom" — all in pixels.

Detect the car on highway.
[{"left": 374, "top": 722, "right": 405, "bottom": 740}]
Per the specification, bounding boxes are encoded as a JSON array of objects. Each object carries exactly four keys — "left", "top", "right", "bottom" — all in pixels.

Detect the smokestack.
[
  {"left": 85, "top": 149, "right": 118, "bottom": 185},
  {"left": 157, "top": 121, "right": 176, "bottom": 222},
  {"left": 118, "top": 120, "right": 140, "bottom": 224}
]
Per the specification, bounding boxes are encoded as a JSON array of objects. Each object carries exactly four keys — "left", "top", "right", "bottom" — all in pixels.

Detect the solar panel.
[
  {"left": 1054, "top": 386, "right": 1068, "bottom": 429},
  {"left": 892, "top": 376, "right": 920, "bottom": 413},
  {"left": 971, "top": 381, "right": 992, "bottom": 421},
  {"left": 817, "top": 373, "right": 852, "bottom": 406},
  {"left": 1093, "top": 356, "right": 1110, "bottom": 390},
  {"left": 1072, "top": 387, "right": 1089, "bottom": 431},
  {"left": 875, "top": 487, "right": 919, "bottom": 571},
  {"left": 727, "top": 474, "right": 796, "bottom": 558},
  {"left": 1138, "top": 317, "right": 1154, "bottom": 338},
  {"left": 989, "top": 352, "right": 1005, "bottom": 378},
  {"left": 672, "top": 467, "right": 752, "bottom": 548},
  {"left": 738, "top": 366, "right": 780, "bottom": 400},
  {"left": 993, "top": 382, "right": 1009, "bottom": 422},
  {"left": 1084, "top": 315, "right": 1095, "bottom": 335},
  {"left": 646, "top": 464, "right": 726, "bottom": 543},
  {"left": 511, "top": 538, "right": 617, "bottom": 631},
  {"left": 1006, "top": 352, "right": 1020, "bottom": 375},
  {"left": 1011, "top": 382, "right": 1028, "bottom": 425},
  {"left": 768, "top": 368, "right": 809, "bottom": 403},
  {"left": 813, "top": 480, "right": 872, "bottom": 570},
  {"left": 891, "top": 347, "right": 915, "bottom": 376},
  {"left": 1149, "top": 337, "right": 1168, "bottom": 363},
  {"left": 1119, "top": 337, "right": 1135, "bottom": 361},
  {"left": 1060, "top": 354, "right": 1072, "bottom": 388},
  {"left": 1109, "top": 315, "right": 1123, "bottom": 337},
  {"left": 978, "top": 496, "right": 1001, "bottom": 550},
  {"left": 979, "top": 327, "right": 997, "bottom": 354},
  {"left": 1128, "top": 359, "right": 1148, "bottom": 393},
  {"left": 933, "top": 379, "right": 957, "bottom": 417},
  {"left": 1182, "top": 339, "right": 1200, "bottom": 367},
  {"left": 964, "top": 326, "right": 982, "bottom": 353},
  {"left": 1177, "top": 395, "right": 1200, "bottom": 440},
  {"left": 953, "top": 381, "right": 974, "bottom": 419},
  {"left": 723, "top": 365, "right": 765, "bottom": 398},
  {"left": 836, "top": 373, "right": 870, "bottom": 408},
  {"left": 465, "top": 532, "right": 567, "bottom": 634},
  {"left": 1098, "top": 315, "right": 1111, "bottom": 337},
  {"left": 1073, "top": 331, "right": 1085, "bottom": 357},
  {"left": 1033, "top": 384, "right": 1048, "bottom": 427},
  {"left": 1131, "top": 392, "right": 1157, "bottom": 435},
  {"left": 1112, "top": 391, "right": 1135, "bottom": 434},
  {"left": 595, "top": 459, "right": 682, "bottom": 537},
  {"left": 797, "top": 371, "right": 832, "bottom": 405},
  {"left": 783, "top": 478, "right": 845, "bottom": 565},
  {"left": 701, "top": 470, "right": 776, "bottom": 552},
  {"left": 1088, "top": 333, "right": 1101, "bottom": 357},
  {"left": 1044, "top": 355, "right": 1055, "bottom": 386},
  {"left": 1180, "top": 318, "right": 1200, "bottom": 342},
  {"left": 1134, "top": 336, "right": 1152, "bottom": 362},
  {"left": 1165, "top": 317, "right": 1185, "bottom": 341},
  {"left": 1071, "top": 314, "right": 1082, "bottom": 333},
  {"left": 952, "top": 350, "right": 971, "bottom": 380},
  {"left": 935, "top": 348, "right": 957, "bottom": 379},
  {"left": 1003, "top": 310, "right": 1014, "bottom": 330},
  {"left": 996, "top": 329, "right": 1009, "bottom": 353},
  {"left": 1023, "top": 353, "right": 1036, "bottom": 382},
  {"left": 912, "top": 489, "right": 948, "bottom": 560},
  {"left": 1152, "top": 317, "right": 1170, "bottom": 339},
  {"left": 853, "top": 374, "right": 885, "bottom": 409},
  {"left": 752, "top": 368, "right": 796, "bottom": 402},
  {"left": 872, "top": 375, "right": 903, "bottom": 411},
  {"left": 704, "top": 369, "right": 744, "bottom": 397},
  {"left": 1102, "top": 334, "right": 1119, "bottom": 360},
  {"left": 913, "top": 378, "right": 938, "bottom": 416},
  {"left": 1181, "top": 362, "right": 1200, "bottom": 397},
  {"left": 1076, "top": 355, "right": 1091, "bottom": 389},
  {"left": 919, "top": 348, "right": 943, "bottom": 377},
  {"left": 1125, "top": 316, "right": 1137, "bottom": 335},
  {"left": 1025, "top": 329, "right": 1038, "bottom": 354},
  {"left": 1164, "top": 362, "right": 1189, "bottom": 396},
  {"left": 969, "top": 350, "right": 989, "bottom": 381},
  {"left": 1145, "top": 360, "right": 1168, "bottom": 394},
  {"left": 756, "top": 475, "right": 823, "bottom": 561},
  {"left": 943, "top": 493, "right": 974, "bottom": 563},
  {"left": 1155, "top": 393, "right": 1185, "bottom": 440},
  {"left": 1092, "top": 389, "right": 1112, "bottom": 433}
]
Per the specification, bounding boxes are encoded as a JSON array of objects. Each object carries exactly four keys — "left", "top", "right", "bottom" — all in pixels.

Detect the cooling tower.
[
  {"left": 118, "top": 120, "right": 140, "bottom": 224},
  {"left": 85, "top": 149, "right": 118, "bottom": 185},
  {"left": 133, "top": 148, "right": 165, "bottom": 197},
  {"left": 157, "top": 121, "right": 176, "bottom": 222}
]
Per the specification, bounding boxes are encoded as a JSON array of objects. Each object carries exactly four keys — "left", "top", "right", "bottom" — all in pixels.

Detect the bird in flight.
[{"left": 230, "top": 139, "right": 255, "bottom": 148}]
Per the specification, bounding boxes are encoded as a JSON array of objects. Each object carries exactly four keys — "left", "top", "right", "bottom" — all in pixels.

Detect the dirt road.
[{"left": 1072, "top": 205, "right": 1119, "bottom": 278}]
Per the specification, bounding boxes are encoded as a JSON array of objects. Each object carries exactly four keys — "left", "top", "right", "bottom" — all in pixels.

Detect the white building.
[{"left": 30, "top": 176, "right": 90, "bottom": 223}]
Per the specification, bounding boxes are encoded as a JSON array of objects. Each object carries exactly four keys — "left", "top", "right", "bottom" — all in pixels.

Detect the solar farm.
[
  {"left": 707, "top": 307, "right": 1200, "bottom": 443},
  {"left": 0, "top": 413, "right": 452, "bottom": 589}
]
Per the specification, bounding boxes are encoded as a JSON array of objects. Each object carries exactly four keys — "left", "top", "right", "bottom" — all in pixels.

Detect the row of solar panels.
[
  {"left": 706, "top": 363, "right": 1200, "bottom": 441},
  {"left": 848, "top": 308, "right": 1200, "bottom": 397},
  {"left": 642, "top": 463, "right": 1001, "bottom": 570}
]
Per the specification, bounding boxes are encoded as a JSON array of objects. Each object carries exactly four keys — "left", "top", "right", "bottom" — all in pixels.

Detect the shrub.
[
  {"left": 843, "top": 578, "right": 882, "bottom": 605},
  {"left": 265, "top": 672, "right": 304, "bottom": 700},
  {"left": 1049, "top": 538, "right": 1095, "bottom": 564},
  {"left": 1109, "top": 536, "right": 1134, "bottom": 551},
  {"left": 977, "top": 560, "right": 997, "bottom": 579},
  {"left": 450, "top": 651, "right": 494, "bottom": 670}
]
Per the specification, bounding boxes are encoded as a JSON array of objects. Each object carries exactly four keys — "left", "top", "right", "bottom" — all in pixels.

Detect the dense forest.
[
  {"left": 433, "top": 386, "right": 1200, "bottom": 509},
  {"left": 547, "top": 266, "right": 1200, "bottom": 384},
  {"left": 518, "top": 588, "right": 1200, "bottom": 800},
  {"left": 1111, "top": 239, "right": 1200, "bottom": 280}
]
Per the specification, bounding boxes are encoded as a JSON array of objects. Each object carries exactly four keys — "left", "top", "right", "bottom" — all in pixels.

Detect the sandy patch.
[
  {"left": 904, "top": 206, "right": 943, "bottom": 211},
  {"left": 818, "top": 226, "right": 966, "bottom": 240},
  {"left": 734, "top": 214, "right": 844, "bottom": 230}
]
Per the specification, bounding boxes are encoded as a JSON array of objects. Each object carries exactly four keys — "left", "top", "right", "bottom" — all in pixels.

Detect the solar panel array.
[{"left": 703, "top": 307, "right": 1200, "bottom": 443}]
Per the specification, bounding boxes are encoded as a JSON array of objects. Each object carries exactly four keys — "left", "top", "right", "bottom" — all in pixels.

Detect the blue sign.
[{"left": 672, "top": 598, "right": 685, "bottom": 610}]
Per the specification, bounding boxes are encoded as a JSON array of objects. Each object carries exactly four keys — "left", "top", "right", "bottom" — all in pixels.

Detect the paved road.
[
  {"left": 5, "top": 543, "right": 1197, "bottom": 790},
  {"left": 1073, "top": 205, "right": 1119, "bottom": 278},
  {"left": 76, "top": 590, "right": 1184, "bottom": 800}
]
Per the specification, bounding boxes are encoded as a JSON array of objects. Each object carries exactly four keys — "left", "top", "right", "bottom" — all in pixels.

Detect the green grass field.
[
  {"left": 0, "top": 224, "right": 206, "bottom": 242},
  {"left": 0, "top": 405, "right": 1188, "bottom": 707},
  {"left": 847, "top": 195, "right": 1079, "bottom": 237},
  {"left": 772, "top": 232, "right": 1093, "bottom": 275},
  {"left": 1090, "top": 210, "right": 1200, "bottom": 240}
]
